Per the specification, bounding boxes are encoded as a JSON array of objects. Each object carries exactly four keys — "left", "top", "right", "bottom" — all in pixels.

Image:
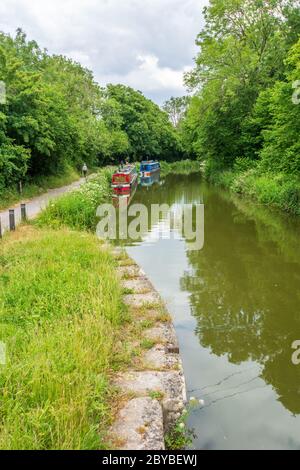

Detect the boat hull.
[
  {"left": 140, "top": 169, "right": 161, "bottom": 187},
  {"left": 112, "top": 173, "right": 138, "bottom": 196},
  {"left": 139, "top": 162, "right": 161, "bottom": 186}
]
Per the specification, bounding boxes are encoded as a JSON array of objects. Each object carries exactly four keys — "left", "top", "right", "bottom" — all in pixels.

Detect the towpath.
[{"left": 0, "top": 177, "right": 87, "bottom": 235}]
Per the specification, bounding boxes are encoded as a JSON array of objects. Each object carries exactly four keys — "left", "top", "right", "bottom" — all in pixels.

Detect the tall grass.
[
  {"left": 160, "top": 160, "right": 200, "bottom": 177},
  {"left": 38, "top": 168, "right": 115, "bottom": 231},
  {"left": 0, "top": 227, "right": 124, "bottom": 449}
]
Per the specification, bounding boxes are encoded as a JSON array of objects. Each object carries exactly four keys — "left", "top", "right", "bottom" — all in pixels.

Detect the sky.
[{"left": 0, "top": 0, "right": 208, "bottom": 104}]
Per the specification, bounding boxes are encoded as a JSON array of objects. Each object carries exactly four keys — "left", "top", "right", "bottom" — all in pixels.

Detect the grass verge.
[
  {"left": 0, "top": 162, "right": 190, "bottom": 449},
  {"left": 0, "top": 227, "right": 125, "bottom": 450},
  {"left": 0, "top": 166, "right": 81, "bottom": 211}
]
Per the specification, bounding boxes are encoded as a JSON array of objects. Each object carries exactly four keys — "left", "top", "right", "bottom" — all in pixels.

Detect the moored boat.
[
  {"left": 140, "top": 161, "right": 161, "bottom": 181},
  {"left": 140, "top": 161, "right": 161, "bottom": 186},
  {"left": 112, "top": 164, "right": 138, "bottom": 197}
]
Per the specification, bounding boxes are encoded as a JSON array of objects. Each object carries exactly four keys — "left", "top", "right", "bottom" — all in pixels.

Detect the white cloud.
[
  {"left": 0, "top": 0, "right": 208, "bottom": 103},
  {"left": 102, "top": 54, "right": 192, "bottom": 98},
  {"left": 135, "top": 54, "right": 190, "bottom": 91}
]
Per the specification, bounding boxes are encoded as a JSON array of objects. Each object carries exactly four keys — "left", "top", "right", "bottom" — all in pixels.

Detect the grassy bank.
[
  {"left": 0, "top": 227, "right": 126, "bottom": 450},
  {"left": 38, "top": 168, "right": 115, "bottom": 231},
  {"left": 205, "top": 163, "right": 300, "bottom": 216},
  {"left": 160, "top": 159, "right": 201, "bottom": 177},
  {"left": 0, "top": 166, "right": 82, "bottom": 211},
  {"left": 0, "top": 165, "right": 155, "bottom": 450}
]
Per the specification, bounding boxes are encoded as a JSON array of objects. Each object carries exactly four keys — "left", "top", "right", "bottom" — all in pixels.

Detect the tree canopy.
[
  {"left": 181, "top": 0, "right": 300, "bottom": 175},
  {"left": 105, "top": 84, "right": 182, "bottom": 162},
  {"left": 0, "top": 30, "right": 182, "bottom": 195}
]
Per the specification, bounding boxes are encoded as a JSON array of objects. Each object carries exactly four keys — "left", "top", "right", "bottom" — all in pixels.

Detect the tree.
[
  {"left": 106, "top": 84, "right": 183, "bottom": 161},
  {"left": 182, "top": 0, "right": 300, "bottom": 170},
  {"left": 255, "top": 39, "right": 300, "bottom": 174},
  {"left": 0, "top": 29, "right": 185, "bottom": 195},
  {"left": 163, "top": 96, "right": 189, "bottom": 128}
]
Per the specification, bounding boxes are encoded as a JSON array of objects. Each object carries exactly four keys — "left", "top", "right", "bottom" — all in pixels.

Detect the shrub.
[
  {"left": 38, "top": 168, "right": 115, "bottom": 231},
  {"left": 160, "top": 160, "right": 200, "bottom": 177}
]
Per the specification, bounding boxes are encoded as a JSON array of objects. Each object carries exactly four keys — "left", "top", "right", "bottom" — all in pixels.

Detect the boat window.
[{"left": 141, "top": 163, "right": 160, "bottom": 171}]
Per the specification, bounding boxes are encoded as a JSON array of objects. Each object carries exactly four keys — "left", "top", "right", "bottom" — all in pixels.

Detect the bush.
[
  {"left": 210, "top": 165, "right": 300, "bottom": 216},
  {"left": 38, "top": 168, "right": 115, "bottom": 231},
  {"left": 0, "top": 142, "right": 29, "bottom": 194},
  {"left": 280, "top": 184, "right": 300, "bottom": 215}
]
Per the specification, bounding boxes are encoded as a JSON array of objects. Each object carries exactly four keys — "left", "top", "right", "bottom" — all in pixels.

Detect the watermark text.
[
  {"left": 291, "top": 340, "right": 300, "bottom": 365},
  {"left": 96, "top": 203, "right": 204, "bottom": 251}
]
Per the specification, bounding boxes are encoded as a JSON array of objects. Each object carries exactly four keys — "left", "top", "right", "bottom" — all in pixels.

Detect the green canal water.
[{"left": 118, "top": 172, "right": 300, "bottom": 450}]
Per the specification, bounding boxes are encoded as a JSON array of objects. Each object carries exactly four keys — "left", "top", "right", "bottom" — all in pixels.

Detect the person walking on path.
[{"left": 82, "top": 163, "right": 88, "bottom": 179}]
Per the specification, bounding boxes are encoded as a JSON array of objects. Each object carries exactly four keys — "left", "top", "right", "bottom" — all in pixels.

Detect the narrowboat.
[
  {"left": 140, "top": 161, "right": 161, "bottom": 186},
  {"left": 112, "top": 164, "right": 138, "bottom": 197}
]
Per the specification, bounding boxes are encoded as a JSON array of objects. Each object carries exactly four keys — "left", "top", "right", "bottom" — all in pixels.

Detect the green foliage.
[
  {"left": 140, "top": 339, "right": 156, "bottom": 350},
  {"left": 0, "top": 29, "right": 105, "bottom": 183},
  {"left": 160, "top": 159, "right": 201, "bottom": 177},
  {"left": 181, "top": 0, "right": 300, "bottom": 214},
  {"left": 207, "top": 165, "right": 300, "bottom": 215},
  {"left": 255, "top": 39, "right": 300, "bottom": 175},
  {"left": 106, "top": 84, "right": 183, "bottom": 162},
  {"left": 163, "top": 96, "right": 190, "bottom": 128},
  {"left": 182, "top": 0, "right": 300, "bottom": 163},
  {"left": 0, "top": 30, "right": 184, "bottom": 198},
  {"left": 0, "top": 165, "right": 80, "bottom": 210},
  {"left": 148, "top": 391, "right": 164, "bottom": 401},
  {"left": 165, "top": 407, "right": 195, "bottom": 450},
  {"left": 38, "top": 168, "right": 115, "bottom": 231},
  {"left": 0, "top": 228, "right": 124, "bottom": 449},
  {"left": 0, "top": 141, "right": 29, "bottom": 192}
]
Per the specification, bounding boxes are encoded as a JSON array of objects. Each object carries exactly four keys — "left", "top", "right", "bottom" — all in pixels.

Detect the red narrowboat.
[{"left": 112, "top": 165, "right": 138, "bottom": 197}]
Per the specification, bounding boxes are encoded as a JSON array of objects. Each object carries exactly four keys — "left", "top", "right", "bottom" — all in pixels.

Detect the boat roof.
[{"left": 115, "top": 165, "right": 136, "bottom": 174}]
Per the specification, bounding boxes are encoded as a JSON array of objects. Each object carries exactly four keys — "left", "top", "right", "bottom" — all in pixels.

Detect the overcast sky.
[{"left": 0, "top": 0, "right": 208, "bottom": 104}]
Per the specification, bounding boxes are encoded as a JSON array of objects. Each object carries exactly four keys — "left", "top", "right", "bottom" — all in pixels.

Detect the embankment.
[
  {"left": 0, "top": 227, "right": 124, "bottom": 449},
  {"left": 205, "top": 165, "right": 300, "bottom": 216},
  {"left": 109, "top": 249, "right": 187, "bottom": 450}
]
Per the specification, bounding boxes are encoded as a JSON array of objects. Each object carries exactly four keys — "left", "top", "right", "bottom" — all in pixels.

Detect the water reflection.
[
  {"left": 140, "top": 171, "right": 161, "bottom": 188},
  {"left": 181, "top": 184, "right": 300, "bottom": 415},
  {"left": 117, "top": 173, "right": 300, "bottom": 449}
]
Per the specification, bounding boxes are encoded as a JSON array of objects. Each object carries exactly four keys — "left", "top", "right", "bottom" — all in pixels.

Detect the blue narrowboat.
[{"left": 140, "top": 161, "right": 161, "bottom": 186}]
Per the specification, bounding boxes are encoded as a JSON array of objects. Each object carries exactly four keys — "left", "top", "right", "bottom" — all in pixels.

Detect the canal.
[{"left": 117, "top": 172, "right": 300, "bottom": 450}]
